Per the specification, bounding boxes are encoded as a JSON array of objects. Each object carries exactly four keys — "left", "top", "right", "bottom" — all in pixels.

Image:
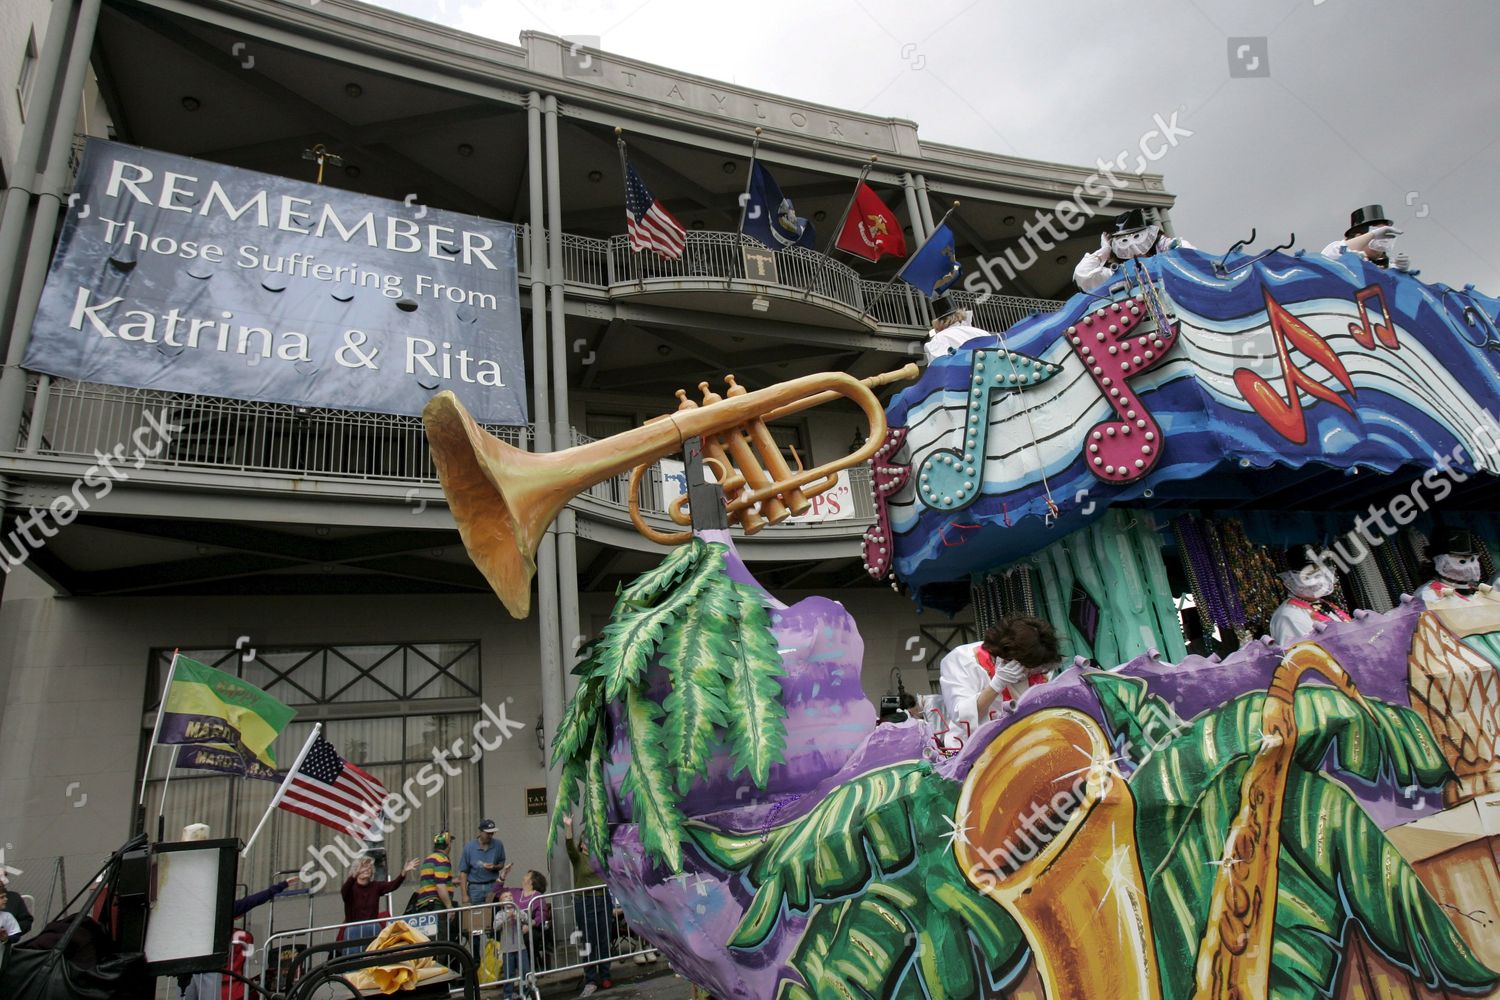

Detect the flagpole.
[
  {"left": 137, "top": 649, "right": 181, "bottom": 818},
  {"left": 736, "top": 127, "right": 763, "bottom": 236},
  {"left": 155, "top": 745, "right": 179, "bottom": 842},
  {"left": 864, "top": 199, "right": 960, "bottom": 320},
  {"left": 615, "top": 127, "right": 644, "bottom": 288},
  {"left": 242, "top": 722, "right": 321, "bottom": 857},
  {"left": 822, "top": 155, "right": 877, "bottom": 258}
]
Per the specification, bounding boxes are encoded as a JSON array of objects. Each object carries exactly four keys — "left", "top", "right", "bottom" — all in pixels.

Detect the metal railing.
[
  {"left": 515, "top": 224, "right": 1062, "bottom": 335},
  {"left": 20, "top": 376, "right": 529, "bottom": 483},
  {"left": 606, "top": 231, "right": 870, "bottom": 315},
  {"left": 253, "top": 884, "right": 656, "bottom": 997}
]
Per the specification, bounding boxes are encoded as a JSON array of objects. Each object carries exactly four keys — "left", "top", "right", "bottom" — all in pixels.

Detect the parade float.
[{"left": 422, "top": 238, "right": 1500, "bottom": 999}]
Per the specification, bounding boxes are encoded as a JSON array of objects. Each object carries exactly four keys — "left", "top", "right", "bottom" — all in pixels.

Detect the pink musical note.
[
  {"left": 862, "top": 426, "right": 908, "bottom": 581},
  {"left": 1064, "top": 293, "right": 1180, "bottom": 484},
  {"left": 1347, "top": 284, "right": 1398, "bottom": 350}
]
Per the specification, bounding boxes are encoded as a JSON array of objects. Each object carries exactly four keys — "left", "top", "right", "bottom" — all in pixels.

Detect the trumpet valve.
[
  {"left": 699, "top": 381, "right": 724, "bottom": 406},
  {"left": 674, "top": 389, "right": 698, "bottom": 411}
]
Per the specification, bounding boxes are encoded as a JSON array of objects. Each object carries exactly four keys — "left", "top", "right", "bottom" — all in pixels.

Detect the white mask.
[
  {"left": 1435, "top": 552, "right": 1480, "bottom": 583},
  {"left": 1111, "top": 225, "right": 1161, "bottom": 260},
  {"left": 1279, "top": 566, "right": 1336, "bottom": 600}
]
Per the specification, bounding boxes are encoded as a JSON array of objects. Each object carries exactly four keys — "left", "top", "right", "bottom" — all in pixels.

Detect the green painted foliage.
[
  {"left": 1082, "top": 672, "right": 1495, "bottom": 998},
  {"left": 690, "top": 763, "right": 1027, "bottom": 999},
  {"left": 548, "top": 540, "right": 787, "bottom": 872}
]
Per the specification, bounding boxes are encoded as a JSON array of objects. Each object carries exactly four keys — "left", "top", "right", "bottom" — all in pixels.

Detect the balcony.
[{"left": 533, "top": 226, "right": 1064, "bottom": 336}]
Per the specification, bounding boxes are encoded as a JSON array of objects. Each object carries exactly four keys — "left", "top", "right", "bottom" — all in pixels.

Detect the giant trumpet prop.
[{"left": 422, "top": 365, "right": 919, "bottom": 618}]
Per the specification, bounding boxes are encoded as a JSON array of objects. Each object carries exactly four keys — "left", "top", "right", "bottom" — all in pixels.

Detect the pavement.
[{"left": 530, "top": 967, "right": 695, "bottom": 1000}]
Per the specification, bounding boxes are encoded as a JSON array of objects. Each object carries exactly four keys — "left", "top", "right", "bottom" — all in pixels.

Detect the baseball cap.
[{"left": 478, "top": 819, "right": 497, "bottom": 833}]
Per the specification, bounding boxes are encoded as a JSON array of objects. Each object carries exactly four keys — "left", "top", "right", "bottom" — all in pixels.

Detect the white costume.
[
  {"left": 1417, "top": 552, "right": 1483, "bottom": 606},
  {"left": 1074, "top": 228, "right": 1193, "bottom": 292},
  {"left": 937, "top": 641, "right": 1028, "bottom": 748},
  {"left": 923, "top": 321, "right": 989, "bottom": 363},
  {"left": 1269, "top": 565, "right": 1351, "bottom": 647}
]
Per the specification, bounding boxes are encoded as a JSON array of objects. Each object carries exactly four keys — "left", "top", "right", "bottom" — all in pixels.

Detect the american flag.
[
  {"left": 278, "top": 733, "right": 388, "bottom": 838},
  {"left": 624, "top": 159, "right": 686, "bottom": 260}
]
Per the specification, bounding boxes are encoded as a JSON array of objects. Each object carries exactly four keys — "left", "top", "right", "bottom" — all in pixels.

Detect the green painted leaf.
[
  {"left": 621, "top": 685, "right": 685, "bottom": 872},
  {"left": 596, "top": 545, "right": 724, "bottom": 701},
  {"left": 616, "top": 537, "right": 706, "bottom": 608},
  {"left": 1274, "top": 770, "right": 1497, "bottom": 994},
  {"left": 720, "top": 585, "right": 787, "bottom": 787},
  {"left": 551, "top": 675, "right": 603, "bottom": 767},
  {"left": 660, "top": 578, "right": 737, "bottom": 794},
  {"left": 582, "top": 723, "right": 612, "bottom": 864},
  {"left": 547, "top": 751, "right": 587, "bottom": 857}
]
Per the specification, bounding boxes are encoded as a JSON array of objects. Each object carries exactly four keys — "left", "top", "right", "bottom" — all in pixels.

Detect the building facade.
[{"left": 0, "top": 0, "right": 1173, "bottom": 927}]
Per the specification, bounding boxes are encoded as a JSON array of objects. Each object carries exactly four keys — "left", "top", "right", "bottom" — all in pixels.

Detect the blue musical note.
[{"left": 916, "top": 348, "right": 1062, "bottom": 511}]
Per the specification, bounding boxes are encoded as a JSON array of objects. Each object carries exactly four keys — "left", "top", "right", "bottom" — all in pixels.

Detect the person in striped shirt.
[{"left": 411, "top": 832, "right": 455, "bottom": 912}]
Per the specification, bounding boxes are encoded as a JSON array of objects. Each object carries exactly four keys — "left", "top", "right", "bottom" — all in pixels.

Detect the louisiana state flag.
[
  {"left": 835, "top": 183, "right": 907, "bottom": 261},
  {"left": 898, "top": 223, "right": 962, "bottom": 296},
  {"left": 742, "top": 161, "right": 816, "bottom": 250}
]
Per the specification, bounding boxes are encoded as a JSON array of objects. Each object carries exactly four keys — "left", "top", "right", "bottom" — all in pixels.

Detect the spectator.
[
  {"left": 1074, "top": 208, "right": 1193, "bottom": 292},
  {"left": 1321, "top": 204, "right": 1411, "bottom": 272},
  {"left": 341, "top": 855, "right": 417, "bottom": 949},
  {"left": 938, "top": 617, "right": 1060, "bottom": 747},
  {"left": 0, "top": 886, "right": 22, "bottom": 943},
  {"left": 492, "top": 870, "right": 547, "bottom": 999},
  {"left": 563, "top": 816, "right": 613, "bottom": 996},
  {"left": 0, "top": 872, "right": 31, "bottom": 937},
  {"left": 922, "top": 295, "right": 988, "bottom": 363},
  {"left": 455, "top": 819, "right": 509, "bottom": 907},
  {"left": 411, "top": 831, "right": 456, "bottom": 912}
]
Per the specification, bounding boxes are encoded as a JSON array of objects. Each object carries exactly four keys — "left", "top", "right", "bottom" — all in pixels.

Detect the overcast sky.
[{"left": 370, "top": 0, "right": 1500, "bottom": 294}]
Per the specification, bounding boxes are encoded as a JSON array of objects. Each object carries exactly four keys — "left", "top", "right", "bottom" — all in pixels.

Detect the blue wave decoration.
[{"left": 883, "top": 246, "right": 1500, "bottom": 594}]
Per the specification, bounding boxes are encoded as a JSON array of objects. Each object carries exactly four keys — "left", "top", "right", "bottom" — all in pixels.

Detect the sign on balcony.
[
  {"left": 24, "top": 140, "right": 527, "bottom": 424},
  {"left": 661, "top": 459, "right": 855, "bottom": 523}
]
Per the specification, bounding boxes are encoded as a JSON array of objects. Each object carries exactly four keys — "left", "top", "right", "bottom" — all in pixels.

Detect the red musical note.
[
  {"left": 1347, "top": 284, "right": 1398, "bottom": 350},
  {"left": 1233, "top": 288, "right": 1357, "bottom": 445},
  {"left": 1064, "top": 293, "right": 1180, "bottom": 484}
]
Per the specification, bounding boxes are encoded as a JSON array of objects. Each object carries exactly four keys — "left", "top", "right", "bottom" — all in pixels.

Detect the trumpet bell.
[{"left": 423, "top": 391, "right": 542, "bottom": 619}]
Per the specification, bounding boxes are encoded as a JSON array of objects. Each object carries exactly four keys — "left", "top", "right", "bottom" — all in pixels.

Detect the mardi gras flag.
[{"left": 157, "top": 655, "right": 295, "bottom": 771}]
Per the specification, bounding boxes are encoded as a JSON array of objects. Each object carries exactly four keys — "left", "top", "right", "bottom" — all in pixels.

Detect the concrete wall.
[
  {"left": 0, "top": 0, "right": 48, "bottom": 182},
  {"left": 0, "top": 559, "right": 966, "bottom": 931}
]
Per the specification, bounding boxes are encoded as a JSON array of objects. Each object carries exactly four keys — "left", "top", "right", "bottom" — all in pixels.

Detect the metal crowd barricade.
[
  {"left": 252, "top": 898, "right": 534, "bottom": 997},
  {"left": 249, "top": 884, "right": 664, "bottom": 997}
]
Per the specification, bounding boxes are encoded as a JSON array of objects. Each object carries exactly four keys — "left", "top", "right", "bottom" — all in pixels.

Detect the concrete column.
[
  {"left": 1155, "top": 206, "right": 1177, "bottom": 238},
  {"left": 0, "top": 0, "right": 103, "bottom": 449},
  {"left": 902, "top": 173, "right": 927, "bottom": 244},
  {"left": 913, "top": 173, "right": 937, "bottom": 235},
  {"left": 0, "top": 0, "right": 81, "bottom": 347},
  {"left": 527, "top": 92, "right": 567, "bottom": 888},
  {"left": 541, "top": 94, "right": 580, "bottom": 886}
]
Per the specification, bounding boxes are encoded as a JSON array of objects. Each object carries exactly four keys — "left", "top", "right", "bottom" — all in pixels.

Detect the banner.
[
  {"left": 658, "top": 460, "right": 854, "bottom": 523},
  {"left": 25, "top": 140, "right": 528, "bottom": 424}
]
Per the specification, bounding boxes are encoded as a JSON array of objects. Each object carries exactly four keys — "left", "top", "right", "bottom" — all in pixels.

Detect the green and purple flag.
[{"left": 157, "top": 656, "right": 295, "bottom": 777}]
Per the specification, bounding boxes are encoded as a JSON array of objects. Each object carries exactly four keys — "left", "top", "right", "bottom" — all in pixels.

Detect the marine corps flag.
[{"left": 835, "top": 183, "right": 906, "bottom": 261}]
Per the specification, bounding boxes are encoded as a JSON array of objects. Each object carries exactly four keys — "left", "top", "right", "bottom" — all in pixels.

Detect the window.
[
  {"left": 140, "top": 643, "right": 483, "bottom": 892},
  {"left": 16, "top": 30, "right": 37, "bottom": 122}
]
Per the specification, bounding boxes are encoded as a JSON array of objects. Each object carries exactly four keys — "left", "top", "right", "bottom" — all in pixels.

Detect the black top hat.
[
  {"left": 1277, "top": 543, "right": 1319, "bottom": 574},
  {"left": 1110, "top": 208, "right": 1151, "bottom": 235},
  {"left": 1345, "top": 204, "right": 1391, "bottom": 239},
  {"left": 1430, "top": 525, "right": 1476, "bottom": 556},
  {"left": 930, "top": 293, "right": 962, "bottom": 321}
]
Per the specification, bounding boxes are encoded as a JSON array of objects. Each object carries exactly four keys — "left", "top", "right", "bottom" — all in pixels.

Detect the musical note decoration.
[
  {"left": 914, "top": 349, "right": 1063, "bottom": 511},
  {"left": 861, "top": 426, "right": 909, "bottom": 580},
  {"left": 1234, "top": 288, "right": 1357, "bottom": 445},
  {"left": 1065, "top": 293, "right": 1180, "bottom": 484},
  {"left": 1348, "top": 284, "right": 1398, "bottom": 351}
]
